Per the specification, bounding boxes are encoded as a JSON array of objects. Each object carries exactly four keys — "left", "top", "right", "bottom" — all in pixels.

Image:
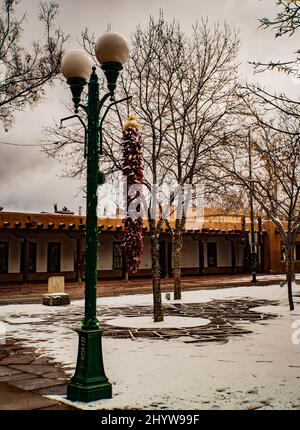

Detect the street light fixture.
[
  {"left": 60, "top": 32, "right": 129, "bottom": 403},
  {"left": 248, "top": 131, "right": 257, "bottom": 283}
]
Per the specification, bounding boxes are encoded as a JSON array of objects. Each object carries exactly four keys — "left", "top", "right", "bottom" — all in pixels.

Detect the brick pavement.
[
  {"left": 0, "top": 273, "right": 293, "bottom": 305},
  {"left": 0, "top": 339, "right": 75, "bottom": 410},
  {"left": 0, "top": 273, "right": 293, "bottom": 409}
]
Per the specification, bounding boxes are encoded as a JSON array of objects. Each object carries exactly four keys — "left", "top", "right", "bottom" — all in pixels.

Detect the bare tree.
[
  {"left": 84, "top": 17, "right": 238, "bottom": 307},
  {"left": 209, "top": 100, "right": 300, "bottom": 310},
  {"left": 247, "top": 0, "right": 300, "bottom": 127},
  {"left": 98, "top": 19, "right": 239, "bottom": 303},
  {"left": 255, "top": 0, "right": 300, "bottom": 76},
  {"left": 44, "top": 14, "right": 240, "bottom": 316},
  {"left": 45, "top": 15, "right": 181, "bottom": 322},
  {"left": 162, "top": 20, "right": 239, "bottom": 299},
  {"left": 0, "top": 0, "right": 67, "bottom": 130},
  {"left": 120, "top": 15, "right": 186, "bottom": 320}
]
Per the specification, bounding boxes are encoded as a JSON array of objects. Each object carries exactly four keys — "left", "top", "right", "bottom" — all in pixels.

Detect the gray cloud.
[{"left": 1, "top": 0, "right": 298, "bottom": 213}]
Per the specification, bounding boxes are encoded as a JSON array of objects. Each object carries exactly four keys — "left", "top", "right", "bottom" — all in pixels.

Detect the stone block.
[
  {"left": 48, "top": 276, "right": 65, "bottom": 294},
  {"left": 43, "top": 293, "right": 70, "bottom": 306}
]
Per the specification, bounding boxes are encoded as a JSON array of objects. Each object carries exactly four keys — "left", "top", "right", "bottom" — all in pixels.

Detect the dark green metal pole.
[
  {"left": 84, "top": 67, "right": 100, "bottom": 330},
  {"left": 248, "top": 131, "right": 257, "bottom": 283},
  {"left": 67, "top": 67, "right": 112, "bottom": 402}
]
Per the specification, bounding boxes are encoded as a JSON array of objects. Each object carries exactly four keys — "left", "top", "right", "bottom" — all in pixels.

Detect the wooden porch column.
[
  {"left": 164, "top": 240, "right": 169, "bottom": 279},
  {"left": 199, "top": 240, "right": 204, "bottom": 275},
  {"left": 23, "top": 237, "right": 30, "bottom": 283},
  {"left": 231, "top": 240, "right": 236, "bottom": 274}
]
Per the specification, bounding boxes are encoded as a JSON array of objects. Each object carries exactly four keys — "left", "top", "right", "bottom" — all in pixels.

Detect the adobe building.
[{"left": 0, "top": 208, "right": 292, "bottom": 284}]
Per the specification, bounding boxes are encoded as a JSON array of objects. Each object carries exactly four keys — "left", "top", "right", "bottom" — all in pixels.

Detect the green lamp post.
[
  {"left": 60, "top": 32, "right": 129, "bottom": 403},
  {"left": 248, "top": 131, "right": 257, "bottom": 283}
]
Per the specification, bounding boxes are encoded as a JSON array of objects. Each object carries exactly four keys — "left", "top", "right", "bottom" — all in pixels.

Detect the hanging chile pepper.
[{"left": 122, "top": 115, "right": 144, "bottom": 273}]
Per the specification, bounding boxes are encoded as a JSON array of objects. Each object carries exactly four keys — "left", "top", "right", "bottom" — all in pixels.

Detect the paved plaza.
[{"left": 0, "top": 282, "right": 299, "bottom": 409}]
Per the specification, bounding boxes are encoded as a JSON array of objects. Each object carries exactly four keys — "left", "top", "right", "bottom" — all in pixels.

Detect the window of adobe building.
[{"left": 113, "top": 242, "right": 123, "bottom": 270}]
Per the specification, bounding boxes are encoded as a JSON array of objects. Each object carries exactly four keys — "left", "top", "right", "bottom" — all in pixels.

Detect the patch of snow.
[
  {"left": 1, "top": 284, "right": 300, "bottom": 409},
  {"left": 44, "top": 314, "right": 300, "bottom": 410},
  {"left": 97, "top": 284, "right": 293, "bottom": 308},
  {"left": 106, "top": 316, "right": 210, "bottom": 329},
  {"left": 0, "top": 284, "right": 296, "bottom": 318},
  {"left": 3, "top": 317, "right": 46, "bottom": 324},
  {"left": 250, "top": 305, "right": 300, "bottom": 317}
]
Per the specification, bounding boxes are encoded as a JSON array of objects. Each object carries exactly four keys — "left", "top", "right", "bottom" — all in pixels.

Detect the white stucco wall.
[
  {"left": 1, "top": 229, "right": 247, "bottom": 275},
  {"left": 235, "top": 242, "right": 245, "bottom": 267},
  {"left": 98, "top": 234, "right": 113, "bottom": 270},
  {"left": 36, "top": 234, "right": 76, "bottom": 273},
  {"left": 140, "top": 239, "right": 151, "bottom": 270},
  {"left": 203, "top": 238, "right": 233, "bottom": 268},
  {"left": 61, "top": 238, "right": 76, "bottom": 272},
  {"left": 217, "top": 239, "right": 232, "bottom": 267},
  {"left": 36, "top": 239, "right": 47, "bottom": 273},
  {"left": 182, "top": 237, "right": 199, "bottom": 268},
  {"left": 0, "top": 233, "right": 76, "bottom": 274},
  {"left": 97, "top": 235, "right": 153, "bottom": 271}
]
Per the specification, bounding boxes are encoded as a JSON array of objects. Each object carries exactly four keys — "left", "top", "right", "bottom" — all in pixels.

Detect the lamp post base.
[
  {"left": 251, "top": 274, "right": 257, "bottom": 283},
  {"left": 67, "top": 328, "right": 112, "bottom": 402},
  {"left": 67, "top": 380, "right": 112, "bottom": 403}
]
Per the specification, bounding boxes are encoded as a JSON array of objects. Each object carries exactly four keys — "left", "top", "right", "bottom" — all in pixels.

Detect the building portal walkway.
[{"left": 0, "top": 273, "right": 298, "bottom": 305}]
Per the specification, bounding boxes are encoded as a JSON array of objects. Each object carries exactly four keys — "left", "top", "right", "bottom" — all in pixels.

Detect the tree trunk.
[
  {"left": 150, "top": 220, "right": 164, "bottom": 322},
  {"left": 285, "top": 236, "right": 295, "bottom": 311},
  {"left": 173, "top": 225, "right": 183, "bottom": 300}
]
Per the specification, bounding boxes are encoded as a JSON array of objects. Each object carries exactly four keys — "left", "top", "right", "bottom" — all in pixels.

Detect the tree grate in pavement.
[
  {"left": 2, "top": 297, "right": 278, "bottom": 345},
  {"left": 97, "top": 298, "right": 278, "bottom": 343}
]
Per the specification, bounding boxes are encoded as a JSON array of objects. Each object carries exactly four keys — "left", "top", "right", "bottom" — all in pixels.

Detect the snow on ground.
[
  {"left": 1, "top": 284, "right": 300, "bottom": 409},
  {"left": 106, "top": 316, "right": 210, "bottom": 329}
]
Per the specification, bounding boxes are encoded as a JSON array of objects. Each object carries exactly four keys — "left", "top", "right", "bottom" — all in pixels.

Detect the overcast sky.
[{"left": 1, "top": 0, "right": 299, "bottom": 214}]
